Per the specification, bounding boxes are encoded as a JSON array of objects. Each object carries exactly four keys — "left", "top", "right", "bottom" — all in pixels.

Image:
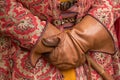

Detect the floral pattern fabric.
[{"left": 0, "top": 0, "right": 120, "bottom": 80}]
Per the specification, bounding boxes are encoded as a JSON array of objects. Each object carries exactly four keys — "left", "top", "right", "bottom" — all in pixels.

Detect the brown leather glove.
[
  {"left": 30, "top": 23, "right": 61, "bottom": 66},
  {"left": 42, "top": 15, "right": 116, "bottom": 70}
]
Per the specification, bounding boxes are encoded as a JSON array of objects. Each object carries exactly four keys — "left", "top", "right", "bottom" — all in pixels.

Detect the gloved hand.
[
  {"left": 30, "top": 23, "right": 61, "bottom": 66},
  {"left": 42, "top": 15, "right": 116, "bottom": 70}
]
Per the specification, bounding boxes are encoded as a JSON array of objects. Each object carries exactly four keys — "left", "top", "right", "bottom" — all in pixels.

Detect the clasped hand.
[{"left": 30, "top": 16, "right": 115, "bottom": 70}]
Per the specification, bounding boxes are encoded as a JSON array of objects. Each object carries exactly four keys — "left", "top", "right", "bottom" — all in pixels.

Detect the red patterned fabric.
[
  {"left": 0, "top": 0, "right": 62, "bottom": 80},
  {"left": 0, "top": 0, "right": 120, "bottom": 80}
]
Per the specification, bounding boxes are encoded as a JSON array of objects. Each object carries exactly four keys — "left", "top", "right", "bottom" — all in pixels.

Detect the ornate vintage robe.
[{"left": 0, "top": 0, "right": 120, "bottom": 80}]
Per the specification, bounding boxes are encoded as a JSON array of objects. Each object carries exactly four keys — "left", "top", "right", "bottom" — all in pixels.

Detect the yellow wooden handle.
[{"left": 60, "top": 69, "right": 76, "bottom": 80}]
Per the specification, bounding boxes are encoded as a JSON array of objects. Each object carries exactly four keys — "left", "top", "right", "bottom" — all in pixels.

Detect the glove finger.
[{"left": 42, "top": 36, "right": 60, "bottom": 47}]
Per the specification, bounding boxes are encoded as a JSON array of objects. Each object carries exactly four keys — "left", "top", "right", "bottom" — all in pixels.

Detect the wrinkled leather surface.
[
  {"left": 30, "top": 23, "right": 61, "bottom": 66},
  {"left": 42, "top": 15, "right": 116, "bottom": 70}
]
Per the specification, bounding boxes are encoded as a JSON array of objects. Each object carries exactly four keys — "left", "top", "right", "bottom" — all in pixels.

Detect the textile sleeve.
[
  {"left": 88, "top": 0, "right": 120, "bottom": 29},
  {"left": 0, "top": 0, "right": 47, "bottom": 50}
]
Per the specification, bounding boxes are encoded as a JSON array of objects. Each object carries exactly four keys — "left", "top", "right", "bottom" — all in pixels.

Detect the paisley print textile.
[{"left": 0, "top": 0, "right": 120, "bottom": 80}]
